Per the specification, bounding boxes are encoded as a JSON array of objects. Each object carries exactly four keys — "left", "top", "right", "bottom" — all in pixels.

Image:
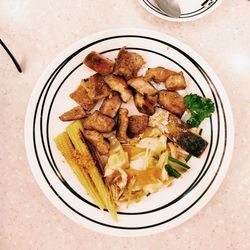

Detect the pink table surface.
[{"left": 1, "top": 0, "right": 250, "bottom": 249}]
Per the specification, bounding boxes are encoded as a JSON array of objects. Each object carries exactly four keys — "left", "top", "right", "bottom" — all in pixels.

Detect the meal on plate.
[{"left": 55, "top": 47, "right": 215, "bottom": 221}]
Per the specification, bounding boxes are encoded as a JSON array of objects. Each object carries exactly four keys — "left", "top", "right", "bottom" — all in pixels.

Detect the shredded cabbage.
[
  {"left": 105, "top": 131, "right": 187, "bottom": 208},
  {"left": 136, "top": 135, "right": 167, "bottom": 154},
  {"left": 104, "top": 135, "right": 129, "bottom": 177}
]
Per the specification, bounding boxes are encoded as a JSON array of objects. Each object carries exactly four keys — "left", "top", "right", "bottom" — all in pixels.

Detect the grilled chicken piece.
[
  {"left": 165, "top": 72, "right": 187, "bottom": 90},
  {"left": 83, "top": 130, "right": 110, "bottom": 155},
  {"left": 82, "top": 111, "right": 115, "bottom": 132},
  {"left": 127, "top": 77, "right": 158, "bottom": 96},
  {"left": 144, "top": 66, "right": 176, "bottom": 83},
  {"left": 104, "top": 75, "right": 132, "bottom": 102},
  {"left": 83, "top": 74, "right": 111, "bottom": 101},
  {"left": 59, "top": 106, "right": 87, "bottom": 121},
  {"left": 114, "top": 47, "right": 145, "bottom": 79},
  {"left": 69, "top": 80, "right": 97, "bottom": 111},
  {"left": 128, "top": 115, "right": 149, "bottom": 138},
  {"left": 116, "top": 108, "right": 129, "bottom": 143},
  {"left": 134, "top": 92, "right": 156, "bottom": 115},
  {"left": 84, "top": 51, "right": 114, "bottom": 76},
  {"left": 149, "top": 108, "right": 208, "bottom": 157},
  {"left": 99, "top": 92, "right": 122, "bottom": 118},
  {"left": 158, "top": 90, "right": 186, "bottom": 117}
]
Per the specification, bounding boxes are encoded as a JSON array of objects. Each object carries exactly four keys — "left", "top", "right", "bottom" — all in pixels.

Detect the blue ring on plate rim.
[
  {"left": 32, "top": 35, "right": 227, "bottom": 230},
  {"left": 43, "top": 47, "right": 215, "bottom": 215},
  {"left": 142, "top": 0, "right": 218, "bottom": 18}
]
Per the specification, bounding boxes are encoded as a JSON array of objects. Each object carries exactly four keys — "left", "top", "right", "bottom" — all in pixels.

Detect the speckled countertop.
[{"left": 1, "top": 0, "right": 250, "bottom": 249}]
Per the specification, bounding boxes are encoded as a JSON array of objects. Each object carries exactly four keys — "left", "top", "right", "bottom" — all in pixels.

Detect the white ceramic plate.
[
  {"left": 138, "top": 0, "right": 224, "bottom": 22},
  {"left": 25, "top": 28, "right": 233, "bottom": 237}
]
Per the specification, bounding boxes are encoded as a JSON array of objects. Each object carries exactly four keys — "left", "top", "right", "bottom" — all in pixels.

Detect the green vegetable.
[
  {"left": 185, "top": 153, "right": 192, "bottom": 163},
  {"left": 185, "top": 128, "right": 203, "bottom": 162},
  {"left": 165, "top": 164, "right": 181, "bottom": 178},
  {"left": 169, "top": 156, "right": 190, "bottom": 169},
  {"left": 184, "top": 94, "right": 215, "bottom": 128}
]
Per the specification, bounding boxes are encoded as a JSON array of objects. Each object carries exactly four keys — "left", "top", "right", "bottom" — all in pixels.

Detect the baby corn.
[
  {"left": 66, "top": 121, "right": 118, "bottom": 222},
  {"left": 54, "top": 131, "right": 105, "bottom": 210}
]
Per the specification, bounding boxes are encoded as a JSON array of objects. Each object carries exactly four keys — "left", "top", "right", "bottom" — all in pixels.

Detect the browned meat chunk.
[
  {"left": 114, "top": 47, "right": 145, "bottom": 79},
  {"left": 69, "top": 80, "right": 97, "bottom": 111},
  {"left": 99, "top": 92, "right": 122, "bottom": 118},
  {"left": 104, "top": 75, "right": 132, "bottom": 102},
  {"left": 134, "top": 92, "right": 156, "bottom": 115},
  {"left": 158, "top": 90, "right": 186, "bottom": 117},
  {"left": 83, "top": 130, "right": 110, "bottom": 155},
  {"left": 83, "top": 74, "right": 111, "bottom": 101},
  {"left": 128, "top": 115, "right": 148, "bottom": 138},
  {"left": 165, "top": 72, "right": 187, "bottom": 90},
  {"left": 59, "top": 106, "right": 87, "bottom": 121},
  {"left": 82, "top": 111, "right": 115, "bottom": 132},
  {"left": 116, "top": 108, "right": 129, "bottom": 143},
  {"left": 127, "top": 77, "right": 158, "bottom": 96},
  {"left": 144, "top": 66, "right": 176, "bottom": 83},
  {"left": 84, "top": 51, "right": 114, "bottom": 76},
  {"left": 146, "top": 94, "right": 158, "bottom": 106}
]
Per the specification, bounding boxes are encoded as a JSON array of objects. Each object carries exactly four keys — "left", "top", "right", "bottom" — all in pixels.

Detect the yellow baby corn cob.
[
  {"left": 54, "top": 132, "right": 105, "bottom": 210},
  {"left": 66, "top": 121, "right": 118, "bottom": 222}
]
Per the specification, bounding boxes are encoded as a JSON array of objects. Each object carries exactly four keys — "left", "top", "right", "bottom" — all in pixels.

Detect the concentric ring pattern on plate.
[
  {"left": 25, "top": 28, "right": 233, "bottom": 237},
  {"left": 138, "top": 0, "right": 224, "bottom": 22}
]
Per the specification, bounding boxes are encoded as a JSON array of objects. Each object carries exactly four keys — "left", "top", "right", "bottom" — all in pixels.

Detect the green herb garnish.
[
  {"left": 169, "top": 157, "right": 190, "bottom": 169},
  {"left": 184, "top": 94, "right": 215, "bottom": 128},
  {"left": 165, "top": 164, "right": 181, "bottom": 178}
]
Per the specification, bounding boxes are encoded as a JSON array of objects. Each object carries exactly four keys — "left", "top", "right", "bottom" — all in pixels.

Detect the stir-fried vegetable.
[
  {"left": 169, "top": 156, "right": 190, "bottom": 169},
  {"left": 136, "top": 135, "right": 167, "bottom": 154},
  {"left": 104, "top": 135, "right": 129, "bottom": 176},
  {"left": 184, "top": 94, "right": 215, "bottom": 128},
  {"left": 165, "top": 164, "right": 181, "bottom": 178},
  {"left": 185, "top": 152, "right": 192, "bottom": 163}
]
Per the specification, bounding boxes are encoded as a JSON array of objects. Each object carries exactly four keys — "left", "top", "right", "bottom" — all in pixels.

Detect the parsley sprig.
[{"left": 184, "top": 94, "right": 215, "bottom": 128}]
